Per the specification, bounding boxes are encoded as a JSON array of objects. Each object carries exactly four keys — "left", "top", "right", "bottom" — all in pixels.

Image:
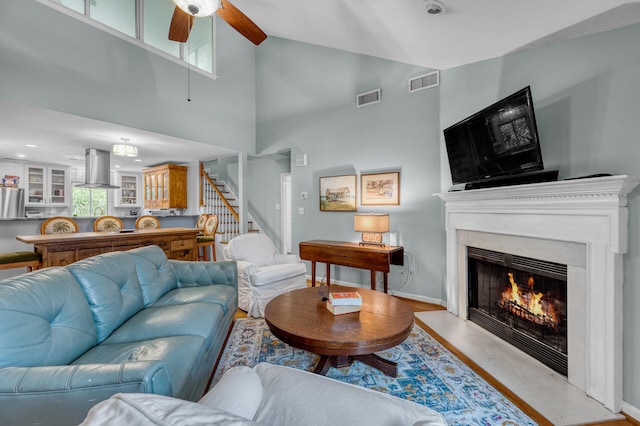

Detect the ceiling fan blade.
[
  {"left": 216, "top": 0, "right": 267, "bottom": 45},
  {"left": 168, "top": 6, "right": 194, "bottom": 43}
]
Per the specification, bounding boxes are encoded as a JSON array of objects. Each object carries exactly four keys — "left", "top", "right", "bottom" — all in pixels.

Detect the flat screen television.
[{"left": 444, "top": 86, "right": 550, "bottom": 188}]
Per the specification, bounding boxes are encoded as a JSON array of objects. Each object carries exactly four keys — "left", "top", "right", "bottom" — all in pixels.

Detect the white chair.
[
  {"left": 223, "top": 233, "right": 307, "bottom": 317},
  {"left": 80, "top": 363, "right": 447, "bottom": 426}
]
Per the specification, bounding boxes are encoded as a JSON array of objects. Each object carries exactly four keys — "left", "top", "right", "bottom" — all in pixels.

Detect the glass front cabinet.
[
  {"left": 142, "top": 164, "right": 187, "bottom": 209},
  {"left": 25, "top": 164, "right": 69, "bottom": 207},
  {"left": 115, "top": 173, "right": 141, "bottom": 207}
]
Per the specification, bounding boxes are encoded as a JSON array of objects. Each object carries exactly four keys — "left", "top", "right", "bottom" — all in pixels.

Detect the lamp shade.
[
  {"left": 173, "top": 0, "right": 221, "bottom": 17},
  {"left": 354, "top": 213, "right": 389, "bottom": 233}
]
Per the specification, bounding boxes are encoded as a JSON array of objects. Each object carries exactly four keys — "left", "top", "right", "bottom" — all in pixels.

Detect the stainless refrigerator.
[{"left": 0, "top": 187, "right": 25, "bottom": 218}]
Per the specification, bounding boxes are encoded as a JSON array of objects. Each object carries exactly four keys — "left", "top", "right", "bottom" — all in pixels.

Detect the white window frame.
[{"left": 36, "top": 0, "right": 218, "bottom": 79}]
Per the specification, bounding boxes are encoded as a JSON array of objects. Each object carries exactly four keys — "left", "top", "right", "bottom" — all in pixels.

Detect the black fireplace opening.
[{"left": 467, "top": 247, "right": 568, "bottom": 375}]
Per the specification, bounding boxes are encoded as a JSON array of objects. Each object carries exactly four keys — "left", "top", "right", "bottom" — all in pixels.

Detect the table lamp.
[{"left": 354, "top": 213, "right": 389, "bottom": 247}]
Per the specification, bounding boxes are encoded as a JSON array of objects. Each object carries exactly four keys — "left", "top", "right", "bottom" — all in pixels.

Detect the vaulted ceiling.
[{"left": 231, "top": 0, "right": 640, "bottom": 69}]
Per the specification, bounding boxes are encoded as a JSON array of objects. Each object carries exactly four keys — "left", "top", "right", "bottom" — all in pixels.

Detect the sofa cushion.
[
  {"left": 80, "top": 393, "right": 266, "bottom": 426},
  {"left": 251, "top": 263, "right": 307, "bottom": 287},
  {"left": 73, "top": 335, "right": 205, "bottom": 397},
  {"left": 0, "top": 267, "right": 97, "bottom": 367},
  {"left": 103, "top": 302, "right": 224, "bottom": 347},
  {"left": 169, "top": 259, "right": 238, "bottom": 288},
  {"left": 68, "top": 252, "right": 145, "bottom": 343},
  {"left": 154, "top": 285, "right": 237, "bottom": 315},
  {"left": 199, "top": 366, "right": 264, "bottom": 421},
  {"left": 128, "top": 245, "right": 178, "bottom": 307}
]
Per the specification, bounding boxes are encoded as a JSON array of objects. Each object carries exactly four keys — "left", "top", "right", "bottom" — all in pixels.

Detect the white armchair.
[
  {"left": 80, "top": 363, "right": 448, "bottom": 426},
  {"left": 223, "top": 233, "right": 307, "bottom": 317}
]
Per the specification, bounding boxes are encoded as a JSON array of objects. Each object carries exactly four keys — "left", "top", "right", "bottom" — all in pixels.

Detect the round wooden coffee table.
[{"left": 264, "top": 285, "right": 414, "bottom": 377}]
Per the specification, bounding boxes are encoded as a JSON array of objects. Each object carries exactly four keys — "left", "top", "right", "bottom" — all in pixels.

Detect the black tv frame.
[{"left": 444, "top": 86, "right": 557, "bottom": 190}]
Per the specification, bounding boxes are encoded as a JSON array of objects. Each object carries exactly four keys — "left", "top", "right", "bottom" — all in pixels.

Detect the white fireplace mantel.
[{"left": 436, "top": 175, "right": 640, "bottom": 412}]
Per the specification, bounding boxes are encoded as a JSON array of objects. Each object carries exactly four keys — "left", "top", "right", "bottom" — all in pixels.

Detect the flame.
[
  {"left": 506, "top": 272, "right": 521, "bottom": 305},
  {"left": 499, "top": 273, "right": 558, "bottom": 329}
]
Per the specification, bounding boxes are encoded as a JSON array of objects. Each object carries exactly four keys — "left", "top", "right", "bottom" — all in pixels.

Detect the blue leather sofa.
[{"left": 0, "top": 245, "right": 238, "bottom": 426}]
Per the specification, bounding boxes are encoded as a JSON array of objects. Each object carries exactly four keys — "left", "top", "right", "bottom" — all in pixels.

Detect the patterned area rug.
[{"left": 213, "top": 318, "right": 537, "bottom": 426}]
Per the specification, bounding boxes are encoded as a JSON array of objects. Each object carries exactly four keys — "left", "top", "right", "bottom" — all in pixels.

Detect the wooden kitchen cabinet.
[{"left": 142, "top": 164, "right": 187, "bottom": 209}]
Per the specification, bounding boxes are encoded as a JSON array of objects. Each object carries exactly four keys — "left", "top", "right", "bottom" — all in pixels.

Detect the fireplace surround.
[{"left": 436, "top": 175, "right": 640, "bottom": 412}]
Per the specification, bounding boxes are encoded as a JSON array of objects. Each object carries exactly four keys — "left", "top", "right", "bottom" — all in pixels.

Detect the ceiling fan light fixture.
[{"left": 173, "top": 0, "right": 221, "bottom": 17}]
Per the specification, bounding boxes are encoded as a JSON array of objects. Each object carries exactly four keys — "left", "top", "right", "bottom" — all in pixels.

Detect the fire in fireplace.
[
  {"left": 499, "top": 272, "right": 560, "bottom": 330},
  {"left": 467, "top": 247, "right": 567, "bottom": 375}
]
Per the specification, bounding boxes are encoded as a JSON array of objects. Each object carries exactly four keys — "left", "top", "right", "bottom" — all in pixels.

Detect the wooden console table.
[
  {"left": 299, "top": 240, "right": 404, "bottom": 293},
  {"left": 17, "top": 227, "right": 198, "bottom": 267}
]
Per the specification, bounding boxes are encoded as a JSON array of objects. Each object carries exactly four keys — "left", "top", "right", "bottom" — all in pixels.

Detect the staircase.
[{"left": 199, "top": 163, "right": 260, "bottom": 245}]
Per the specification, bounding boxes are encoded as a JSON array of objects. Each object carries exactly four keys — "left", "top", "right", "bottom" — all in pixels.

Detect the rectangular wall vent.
[
  {"left": 408, "top": 71, "right": 439, "bottom": 93},
  {"left": 356, "top": 88, "right": 381, "bottom": 108}
]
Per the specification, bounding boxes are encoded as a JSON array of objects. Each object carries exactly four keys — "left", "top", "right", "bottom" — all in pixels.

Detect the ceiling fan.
[{"left": 168, "top": 0, "right": 267, "bottom": 45}]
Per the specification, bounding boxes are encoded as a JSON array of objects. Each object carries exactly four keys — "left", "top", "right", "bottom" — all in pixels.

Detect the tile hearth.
[{"left": 415, "top": 310, "right": 622, "bottom": 425}]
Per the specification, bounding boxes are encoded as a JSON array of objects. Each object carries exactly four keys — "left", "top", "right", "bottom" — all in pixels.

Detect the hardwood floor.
[{"left": 234, "top": 293, "right": 638, "bottom": 425}]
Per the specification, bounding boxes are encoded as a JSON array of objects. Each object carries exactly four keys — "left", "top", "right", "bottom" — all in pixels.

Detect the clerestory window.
[{"left": 40, "top": 0, "right": 215, "bottom": 76}]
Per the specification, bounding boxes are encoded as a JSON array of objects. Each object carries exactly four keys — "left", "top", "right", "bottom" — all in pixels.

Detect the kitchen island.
[{"left": 16, "top": 227, "right": 198, "bottom": 267}]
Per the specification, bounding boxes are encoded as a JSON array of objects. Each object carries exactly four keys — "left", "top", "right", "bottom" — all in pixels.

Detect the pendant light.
[{"left": 112, "top": 138, "right": 138, "bottom": 158}]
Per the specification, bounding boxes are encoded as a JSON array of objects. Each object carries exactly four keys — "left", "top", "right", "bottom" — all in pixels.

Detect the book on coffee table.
[
  {"left": 326, "top": 299, "right": 361, "bottom": 315},
  {"left": 328, "top": 291, "right": 362, "bottom": 306}
]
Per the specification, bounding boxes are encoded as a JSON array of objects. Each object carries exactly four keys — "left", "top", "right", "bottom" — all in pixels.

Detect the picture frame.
[
  {"left": 361, "top": 172, "right": 400, "bottom": 206},
  {"left": 319, "top": 174, "right": 357, "bottom": 212}
]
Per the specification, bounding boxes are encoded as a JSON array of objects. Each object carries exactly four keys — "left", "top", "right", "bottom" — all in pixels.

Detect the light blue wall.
[
  {"left": 256, "top": 38, "right": 445, "bottom": 301},
  {"left": 204, "top": 154, "right": 290, "bottom": 247},
  {"left": 440, "top": 23, "right": 640, "bottom": 409},
  {"left": 0, "top": 0, "right": 256, "bottom": 153}
]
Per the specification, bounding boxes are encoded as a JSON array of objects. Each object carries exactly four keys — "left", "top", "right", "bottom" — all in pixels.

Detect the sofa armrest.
[
  {"left": 170, "top": 260, "right": 238, "bottom": 290},
  {"left": 236, "top": 260, "right": 257, "bottom": 286},
  {"left": 0, "top": 362, "right": 172, "bottom": 394},
  {"left": 273, "top": 254, "right": 302, "bottom": 264},
  {"left": 0, "top": 362, "right": 172, "bottom": 425}
]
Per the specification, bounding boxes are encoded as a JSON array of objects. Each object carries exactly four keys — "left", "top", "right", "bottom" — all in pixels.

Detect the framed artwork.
[
  {"left": 361, "top": 172, "right": 400, "bottom": 206},
  {"left": 319, "top": 174, "right": 357, "bottom": 211}
]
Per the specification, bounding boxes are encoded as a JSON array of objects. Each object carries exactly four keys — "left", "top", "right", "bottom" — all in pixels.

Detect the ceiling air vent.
[
  {"left": 356, "top": 88, "right": 381, "bottom": 108},
  {"left": 408, "top": 71, "right": 440, "bottom": 93}
]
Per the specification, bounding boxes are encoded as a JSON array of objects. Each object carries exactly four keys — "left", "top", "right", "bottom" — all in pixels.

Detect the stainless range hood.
[{"left": 75, "top": 148, "right": 120, "bottom": 189}]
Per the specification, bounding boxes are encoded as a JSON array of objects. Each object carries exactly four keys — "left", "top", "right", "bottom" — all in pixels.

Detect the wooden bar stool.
[
  {"left": 197, "top": 215, "right": 218, "bottom": 261},
  {"left": 94, "top": 216, "right": 125, "bottom": 232},
  {"left": 135, "top": 215, "right": 161, "bottom": 229},
  {"left": 195, "top": 213, "right": 209, "bottom": 235},
  {"left": 0, "top": 251, "right": 41, "bottom": 272},
  {"left": 40, "top": 216, "right": 79, "bottom": 235}
]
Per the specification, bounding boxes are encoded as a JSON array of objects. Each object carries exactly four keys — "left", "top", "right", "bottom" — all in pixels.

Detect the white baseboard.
[
  {"left": 621, "top": 401, "right": 640, "bottom": 422},
  {"left": 305, "top": 275, "right": 446, "bottom": 307},
  {"left": 389, "top": 289, "right": 446, "bottom": 307}
]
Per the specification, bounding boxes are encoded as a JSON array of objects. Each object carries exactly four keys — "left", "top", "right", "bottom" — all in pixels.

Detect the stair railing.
[{"left": 200, "top": 163, "right": 241, "bottom": 243}]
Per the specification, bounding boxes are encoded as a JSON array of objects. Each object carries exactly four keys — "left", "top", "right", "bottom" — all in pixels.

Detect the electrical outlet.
[{"left": 298, "top": 207, "right": 305, "bottom": 215}]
